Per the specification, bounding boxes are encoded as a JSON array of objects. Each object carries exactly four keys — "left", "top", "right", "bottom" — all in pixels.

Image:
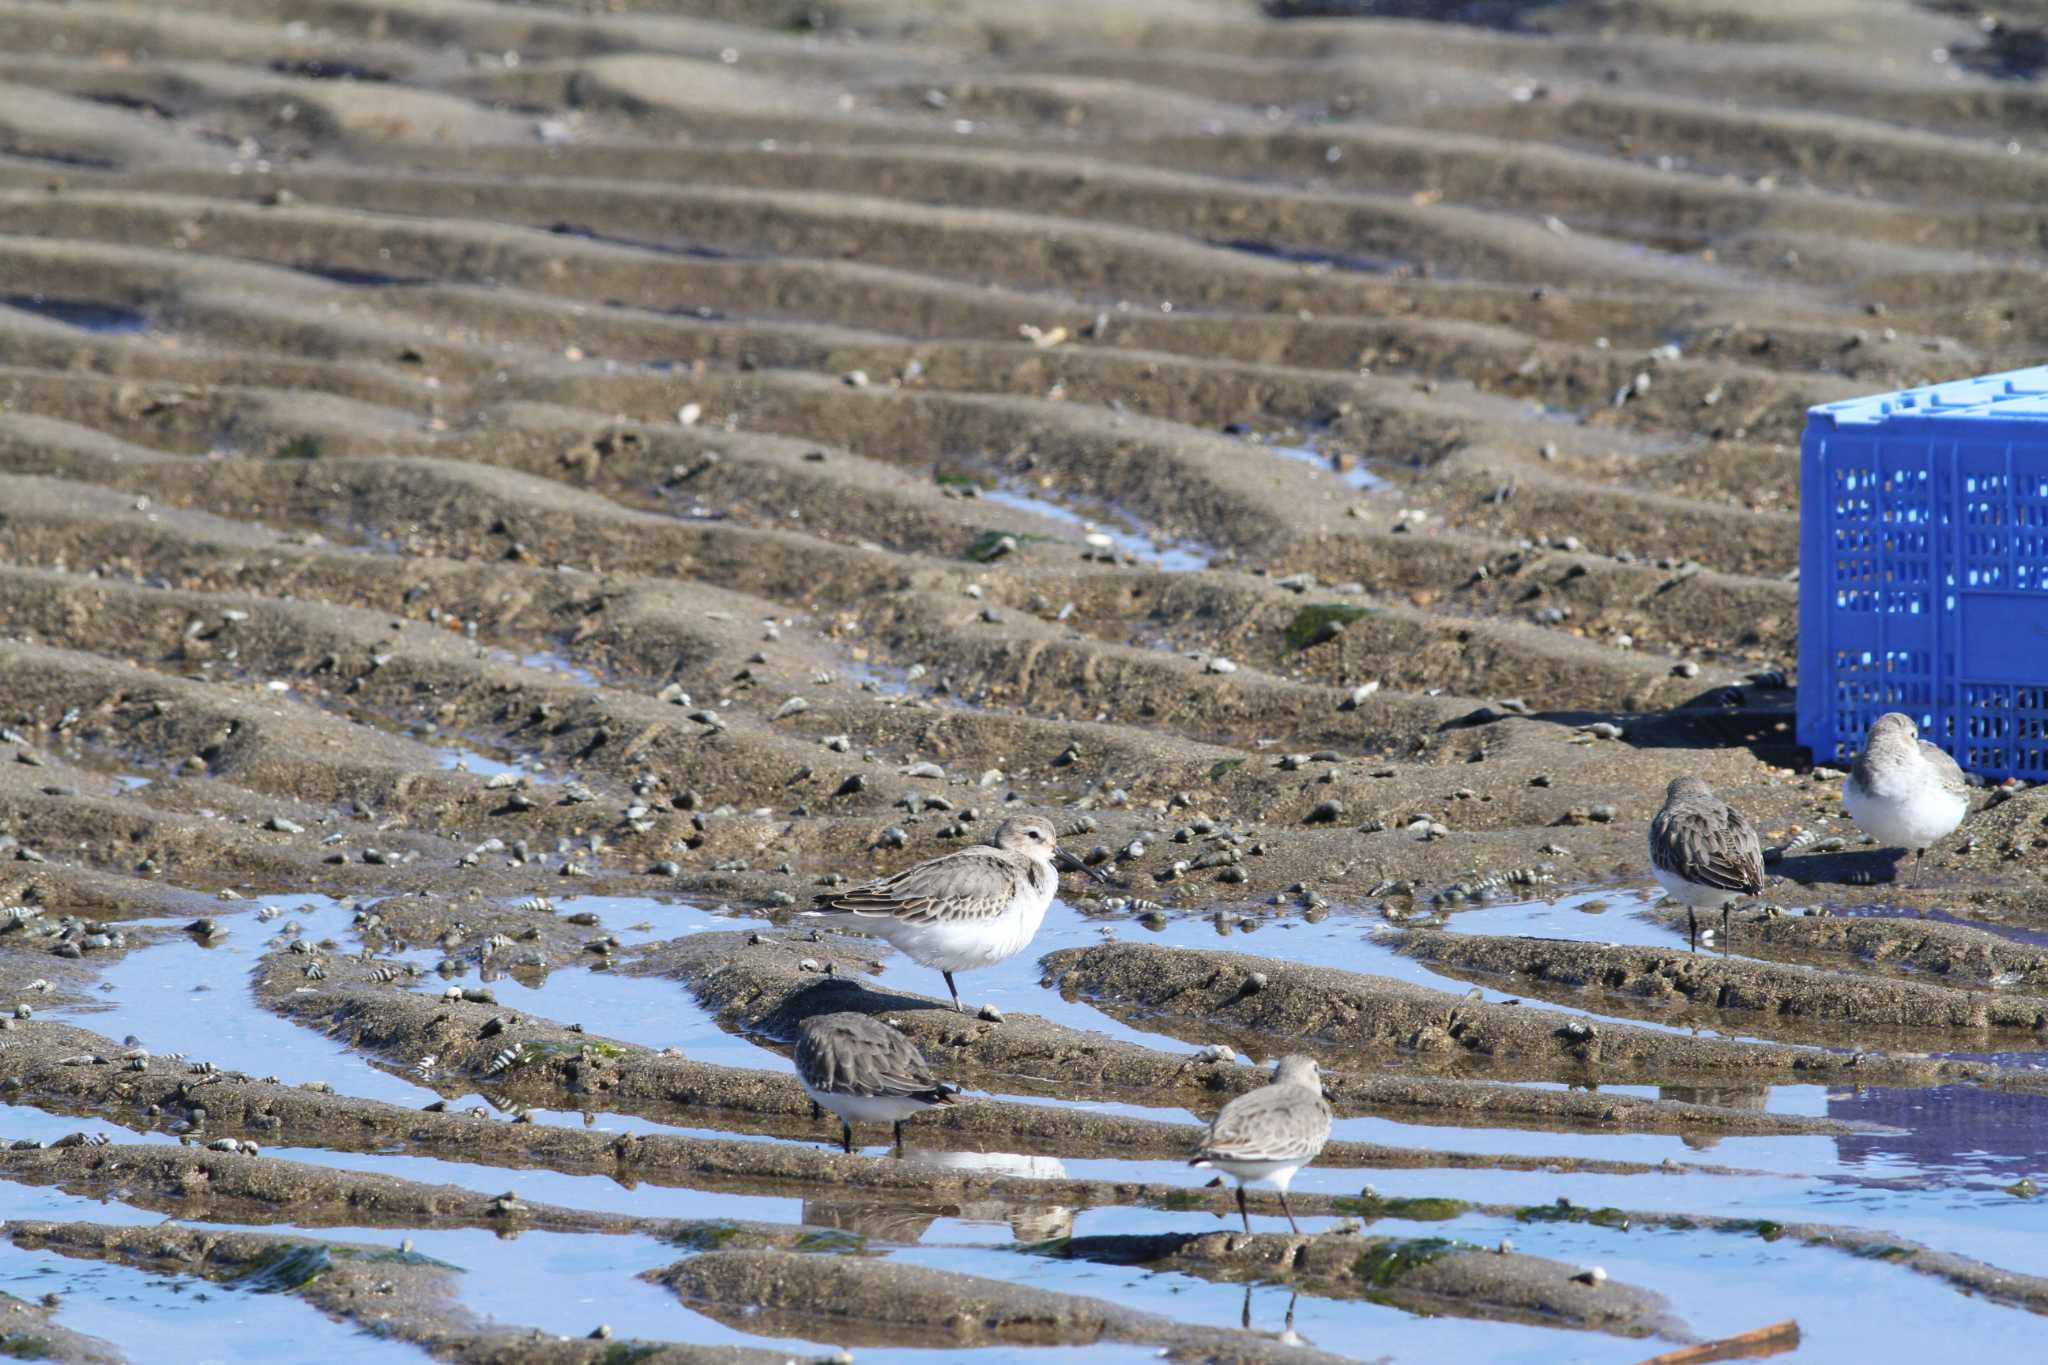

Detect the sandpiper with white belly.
[
  {"left": 1191, "top": 1055, "right": 1332, "bottom": 1235},
  {"left": 793, "top": 1011, "right": 959, "bottom": 1154},
  {"left": 1843, "top": 712, "right": 1969, "bottom": 883},
  {"left": 1649, "top": 776, "right": 1765, "bottom": 950},
  {"left": 807, "top": 816, "right": 1097, "bottom": 1015}
]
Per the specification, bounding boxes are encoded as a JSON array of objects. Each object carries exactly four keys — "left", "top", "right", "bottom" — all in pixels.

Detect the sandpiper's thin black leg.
[
  {"left": 1687, "top": 906, "right": 1699, "bottom": 952},
  {"left": 840, "top": 1121, "right": 854, "bottom": 1155},
  {"left": 944, "top": 970, "right": 965, "bottom": 1013},
  {"left": 1284, "top": 1290, "right": 1298, "bottom": 1334},
  {"left": 1722, "top": 902, "right": 1731, "bottom": 951},
  {"left": 893, "top": 1120, "right": 905, "bottom": 1153},
  {"left": 1240, "top": 1283, "right": 1253, "bottom": 1331},
  {"left": 1912, "top": 847, "right": 1926, "bottom": 886},
  {"left": 1235, "top": 1184, "right": 1250, "bottom": 1235},
  {"left": 810, "top": 1100, "right": 822, "bottom": 1122},
  {"left": 1277, "top": 1189, "right": 1301, "bottom": 1236}
]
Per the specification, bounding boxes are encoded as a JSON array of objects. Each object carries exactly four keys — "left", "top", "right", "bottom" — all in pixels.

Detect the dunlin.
[
  {"left": 1649, "top": 776, "right": 1764, "bottom": 949},
  {"left": 808, "top": 815, "right": 1098, "bottom": 1014},
  {"left": 1844, "top": 712, "right": 1968, "bottom": 882},
  {"left": 793, "top": 1011, "right": 958, "bottom": 1154},
  {"left": 1190, "top": 1055, "right": 1331, "bottom": 1235}
]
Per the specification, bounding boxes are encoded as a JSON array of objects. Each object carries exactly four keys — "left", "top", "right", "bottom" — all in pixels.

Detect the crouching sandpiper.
[
  {"left": 1650, "top": 777, "right": 1764, "bottom": 950},
  {"left": 1844, "top": 712, "right": 1969, "bottom": 883},
  {"left": 794, "top": 1011, "right": 958, "bottom": 1155},
  {"left": 807, "top": 815, "right": 1099, "bottom": 1015},
  {"left": 1191, "top": 1055, "right": 1331, "bottom": 1235}
]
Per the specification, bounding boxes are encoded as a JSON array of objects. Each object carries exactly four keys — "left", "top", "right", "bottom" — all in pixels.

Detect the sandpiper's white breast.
[
  {"left": 889, "top": 865, "right": 1055, "bottom": 973},
  {"left": 1194, "top": 1157, "right": 1306, "bottom": 1190},
  {"left": 800, "top": 1079, "right": 935, "bottom": 1127},
  {"left": 1652, "top": 865, "right": 1740, "bottom": 908},
  {"left": 1845, "top": 763, "right": 1968, "bottom": 850}
]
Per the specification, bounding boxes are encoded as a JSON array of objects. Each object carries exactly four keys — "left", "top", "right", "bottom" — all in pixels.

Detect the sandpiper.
[
  {"left": 1190, "top": 1055, "right": 1331, "bottom": 1235},
  {"left": 793, "top": 1011, "right": 958, "bottom": 1154},
  {"left": 808, "top": 815, "right": 1099, "bottom": 1014},
  {"left": 1844, "top": 712, "right": 1969, "bottom": 882},
  {"left": 1649, "top": 776, "right": 1765, "bottom": 949}
]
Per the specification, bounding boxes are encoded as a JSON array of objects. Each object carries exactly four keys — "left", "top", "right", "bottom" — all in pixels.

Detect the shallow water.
[
  {"left": 7, "top": 883, "right": 2048, "bottom": 1362},
  {"left": 1, "top": 294, "right": 150, "bottom": 334},
  {"left": 0, "top": 1228, "right": 422, "bottom": 1365},
  {"left": 433, "top": 742, "right": 560, "bottom": 784},
  {"left": 978, "top": 486, "right": 1210, "bottom": 571},
  {"left": 1258, "top": 432, "right": 1391, "bottom": 491}
]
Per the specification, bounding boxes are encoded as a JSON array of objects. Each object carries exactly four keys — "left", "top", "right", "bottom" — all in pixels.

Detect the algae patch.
[
  {"left": 1355, "top": 1237, "right": 1466, "bottom": 1288},
  {"left": 1286, "top": 603, "right": 1370, "bottom": 650},
  {"left": 1335, "top": 1194, "right": 1470, "bottom": 1222}
]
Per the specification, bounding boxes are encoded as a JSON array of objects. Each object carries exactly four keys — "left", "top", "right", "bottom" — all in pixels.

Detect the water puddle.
[
  {"left": 50, "top": 896, "right": 430, "bottom": 1107},
  {"left": 1213, "top": 239, "right": 1407, "bottom": 275},
  {"left": 0, "top": 1228, "right": 421, "bottom": 1364},
  {"left": 10, "top": 882, "right": 2046, "bottom": 1361},
  {"left": 408, "top": 952, "right": 771, "bottom": 1072},
  {"left": 509, "top": 649, "right": 603, "bottom": 689},
  {"left": 1251, "top": 430, "right": 1390, "bottom": 491},
  {"left": 1, "top": 294, "right": 149, "bottom": 335},
  {"left": 1837, "top": 904, "right": 2048, "bottom": 951},
  {"left": 976, "top": 487, "right": 1210, "bottom": 572},
  {"left": 433, "top": 742, "right": 560, "bottom": 784}
]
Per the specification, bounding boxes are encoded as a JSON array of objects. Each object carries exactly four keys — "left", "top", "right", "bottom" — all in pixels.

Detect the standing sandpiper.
[
  {"left": 808, "top": 815, "right": 1097, "bottom": 1014},
  {"left": 793, "top": 1011, "right": 958, "bottom": 1154},
  {"left": 1843, "top": 712, "right": 1969, "bottom": 883},
  {"left": 1649, "top": 777, "right": 1765, "bottom": 950},
  {"left": 1190, "top": 1055, "right": 1332, "bottom": 1235}
]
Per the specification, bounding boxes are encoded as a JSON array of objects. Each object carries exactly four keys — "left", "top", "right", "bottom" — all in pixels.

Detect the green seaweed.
[
  {"left": 1155, "top": 1189, "right": 1207, "bottom": 1212},
  {"left": 600, "top": 1345, "right": 661, "bottom": 1365},
  {"left": 1850, "top": 1244, "right": 1913, "bottom": 1262},
  {"left": 792, "top": 1229, "right": 865, "bottom": 1253},
  {"left": 2008, "top": 1177, "right": 2039, "bottom": 1199},
  {"left": 933, "top": 468, "right": 991, "bottom": 490},
  {"left": 1208, "top": 758, "right": 1245, "bottom": 782},
  {"left": 235, "top": 1244, "right": 332, "bottom": 1293},
  {"left": 1285, "top": 603, "right": 1370, "bottom": 651},
  {"left": 1354, "top": 1237, "right": 1465, "bottom": 1288},
  {"left": 671, "top": 1221, "right": 742, "bottom": 1251},
  {"left": 274, "top": 434, "right": 323, "bottom": 461},
  {"left": 1719, "top": 1218, "right": 1786, "bottom": 1242},
  {"left": 336, "top": 1246, "right": 461, "bottom": 1272},
  {"left": 966, "top": 528, "right": 1055, "bottom": 563},
  {"left": 1335, "top": 1194, "right": 1470, "bottom": 1222},
  {"left": 0, "top": 1337, "right": 53, "bottom": 1360},
  {"left": 1514, "top": 1203, "right": 1632, "bottom": 1230}
]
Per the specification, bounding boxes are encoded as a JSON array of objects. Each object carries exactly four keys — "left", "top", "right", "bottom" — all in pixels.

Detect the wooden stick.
[{"left": 1632, "top": 1320, "right": 1800, "bottom": 1365}]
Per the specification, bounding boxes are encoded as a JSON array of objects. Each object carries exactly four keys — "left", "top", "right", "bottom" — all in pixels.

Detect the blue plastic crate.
[{"left": 1798, "top": 364, "right": 2048, "bottom": 780}]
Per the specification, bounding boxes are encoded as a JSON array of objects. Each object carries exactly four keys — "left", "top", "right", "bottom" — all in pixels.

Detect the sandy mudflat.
[{"left": 1, "top": 1, "right": 2047, "bottom": 1360}]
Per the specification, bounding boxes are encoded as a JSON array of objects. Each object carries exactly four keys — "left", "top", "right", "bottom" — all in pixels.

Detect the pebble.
[{"left": 1205, "top": 657, "right": 1238, "bottom": 674}]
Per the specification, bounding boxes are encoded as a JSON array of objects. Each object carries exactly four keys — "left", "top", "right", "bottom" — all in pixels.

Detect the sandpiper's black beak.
[{"left": 1055, "top": 848, "right": 1115, "bottom": 885}]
